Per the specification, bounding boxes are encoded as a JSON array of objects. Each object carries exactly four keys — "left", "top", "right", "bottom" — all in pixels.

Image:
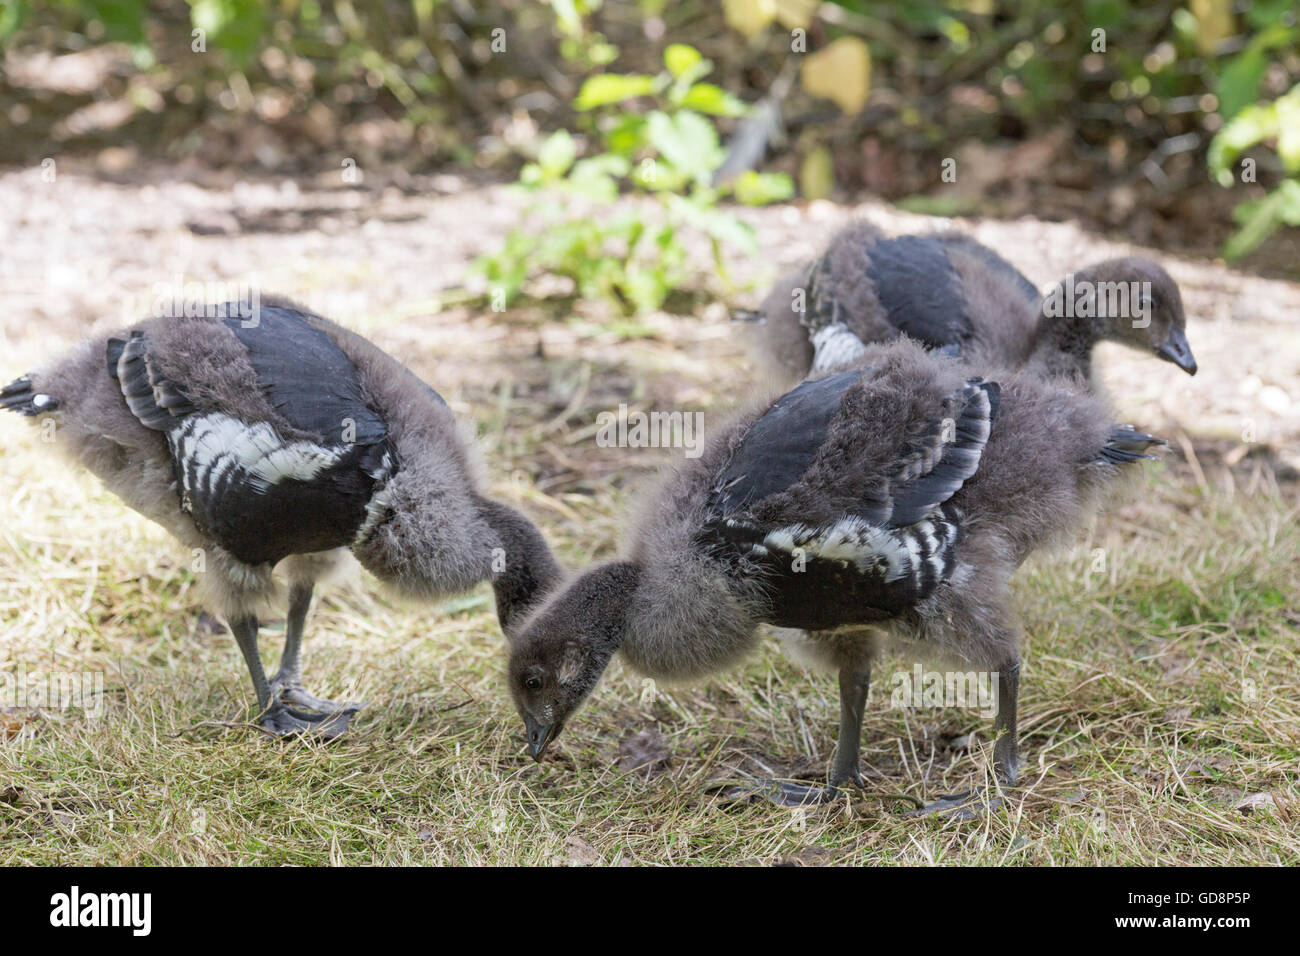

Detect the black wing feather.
[
  {"left": 709, "top": 369, "right": 863, "bottom": 513},
  {"left": 1097, "top": 424, "right": 1165, "bottom": 464},
  {"left": 104, "top": 309, "right": 399, "bottom": 566},
  {"left": 883, "top": 380, "right": 999, "bottom": 526},
  {"left": 111, "top": 331, "right": 191, "bottom": 429},
  {"left": 1, "top": 376, "right": 58, "bottom": 416},
  {"left": 867, "top": 236, "right": 972, "bottom": 349},
  {"left": 701, "top": 374, "right": 1000, "bottom": 629},
  {"left": 220, "top": 306, "right": 388, "bottom": 446}
]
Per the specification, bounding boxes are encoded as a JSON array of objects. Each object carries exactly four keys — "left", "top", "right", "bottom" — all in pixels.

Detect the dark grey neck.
[
  {"left": 563, "top": 561, "right": 643, "bottom": 652},
  {"left": 1031, "top": 266, "right": 1111, "bottom": 381},
  {"left": 1031, "top": 310, "right": 1094, "bottom": 380},
  {"left": 476, "top": 496, "right": 564, "bottom": 638}
]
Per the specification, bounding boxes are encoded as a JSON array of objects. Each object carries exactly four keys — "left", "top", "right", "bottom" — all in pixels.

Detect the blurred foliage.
[
  {"left": 1, "top": 0, "right": 1298, "bottom": 274},
  {"left": 1209, "top": 82, "right": 1300, "bottom": 260},
  {"left": 1198, "top": 1, "right": 1300, "bottom": 261},
  {"left": 476, "top": 43, "right": 794, "bottom": 313}
]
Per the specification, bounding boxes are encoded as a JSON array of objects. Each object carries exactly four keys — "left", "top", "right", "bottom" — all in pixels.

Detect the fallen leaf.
[
  {"left": 723, "top": 0, "right": 775, "bottom": 39},
  {"left": 774, "top": 0, "right": 818, "bottom": 30},
  {"left": 564, "top": 834, "right": 600, "bottom": 866},
  {"left": 1190, "top": 0, "right": 1235, "bottom": 55},
  {"left": 799, "top": 147, "right": 834, "bottom": 200},
  {"left": 802, "top": 37, "right": 871, "bottom": 115},
  {"left": 618, "top": 728, "right": 671, "bottom": 775},
  {"left": 0, "top": 712, "right": 35, "bottom": 741},
  {"left": 1234, "top": 792, "right": 1276, "bottom": 814}
]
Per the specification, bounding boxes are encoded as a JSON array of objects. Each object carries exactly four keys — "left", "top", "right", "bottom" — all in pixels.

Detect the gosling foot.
[
  {"left": 726, "top": 768, "right": 864, "bottom": 807},
  {"left": 257, "top": 702, "right": 357, "bottom": 739},
  {"left": 907, "top": 786, "right": 1004, "bottom": 820},
  {"left": 269, "top": 674, "right": 364, "bottom": 717}
]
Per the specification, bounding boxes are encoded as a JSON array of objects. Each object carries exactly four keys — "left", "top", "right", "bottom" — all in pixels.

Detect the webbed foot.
[
  {"left": 269, "top": 674, "right": 364, "bottom": 717},
  {"left": 907, "top": 786, "right": 1003, "bottom": 820},
  {"left": 257, "top": 702, "right": 356, "bottom": 738}
]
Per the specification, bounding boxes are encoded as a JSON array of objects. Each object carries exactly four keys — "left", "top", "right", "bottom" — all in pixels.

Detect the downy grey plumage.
[
  {"left": 737, "top": 220, "right": 1197, "bottom": 385},
  {"left": 2, "top": 297, "right": 562, "bottom": 736},
  {"left": 506, "top": 338, "right": 1165, "bottom": 812}
]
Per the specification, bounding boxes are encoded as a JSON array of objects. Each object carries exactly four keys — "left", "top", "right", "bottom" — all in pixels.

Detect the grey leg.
[
  {"left": 910, "top": 656, "right": 1020, "bottom": 819},
  {"left": 731, "top": 661, "right": 872, "bottom": 807},
  {"left": 230, "top": 614, "right": 273, "bottom": 711},
  {"left": 229, "top": 612, "right": 352, "bottom": 738},
  {"left": 269, "top": 582, "right": 365, "bottom": 717},
  {"left": 830, "top": 662, "right": 871, "bottom": 788},
  {"left": 277, "top": 582, "right": 312, "bottom": 685},
  {"left": 993, "top": 659, "right": 1020, "bottom": 786}
]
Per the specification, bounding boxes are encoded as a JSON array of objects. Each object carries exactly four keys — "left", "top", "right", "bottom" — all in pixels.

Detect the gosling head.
[
  {"left": 1092, "top": 257, "right": 1197, "bottom": 375},
  {"left": 507, "top": 562, "right": 640, "bottom": 761}
]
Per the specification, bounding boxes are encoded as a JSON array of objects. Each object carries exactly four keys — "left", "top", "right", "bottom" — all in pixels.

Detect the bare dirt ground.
[
  {"left": 0, "top": 164, "right": 1297, "bottom": 865},
  {"left": 3, "top": 160, "right": 1297, "bottom": 485}
]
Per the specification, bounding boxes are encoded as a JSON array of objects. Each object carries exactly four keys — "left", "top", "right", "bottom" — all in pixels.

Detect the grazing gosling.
[
  {"left": 737, "top": 221, "right": 1197, "bottom": 383},
  {"left": 507, "top": 339, "right": 1164, "bottom": 814},
  {"left": 2, "top": 299, "right": 561, "bottom": 736}
]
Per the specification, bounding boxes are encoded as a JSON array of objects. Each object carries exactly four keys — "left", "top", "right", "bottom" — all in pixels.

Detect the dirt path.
[{"left": 2, "top": 162, "right": 1296, "bottom": 491}]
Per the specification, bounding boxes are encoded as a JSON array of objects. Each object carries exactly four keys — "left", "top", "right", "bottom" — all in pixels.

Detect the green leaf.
[
  {"left": 604, "top": 114, "right": 648, "bottom": 157},
  {"left": 1246, "top": 0, "right": 1298, "bottom": 28},
  {"left": 1208, "top": 100, "right": 1277, "bottom": 185},
  {"left": 190, "top": 0, "right": 264, "bottom": 62},
  {"left": 646, "top": 110, "right": 723, "bottom": 181},
  {"left": 1224, "top": 189, "right": 1284, "bottom": 260},
  {"left": 732, "top": 170, "right": 795, "bottom": 206},
  {"left": 574, "top": 73, "right": 657, "bottom": 110},
  {"left": 1275, "top": 179, "right": 1300, "bottom": 225},
  {"left": 664, "top": 44, "right": 702, "bottom": 79},
  {"left": 1215, "top": 48, "right": 1269, "bottom": 121},
  {"left": 665, "top": 194, "right": 757, "bottom": 255},
  {"left": 90, "top": 0, "right": 147, "bottom": 44},
  {"left": 0, "top": 0, "right": 28, "bottom": 43},
  {"left": 618, "top": 267, "right": 671, "bottom": 313},
  {"left": 678, "top": 83, "right": 748, "bottom": 117},
  {"left": 567, "top": 154, "right": 630, "bottom": 201},
  {"left": 1275, "top": 85, "right": 1300, "bottom": 172},
  {"left": 632, "top": 157, "right": 688, "bottom": 193},
  {"left": 537, "top": 130, "right": 577, "bottom": 179}
]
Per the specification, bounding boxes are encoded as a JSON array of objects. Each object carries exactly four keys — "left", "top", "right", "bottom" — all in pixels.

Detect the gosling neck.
[
  {"left": 476, "top": 496, "right": 565, "bottom": 638},
  {"left": 1032, "top": 265, "right": 1115, "bottom": 381}
]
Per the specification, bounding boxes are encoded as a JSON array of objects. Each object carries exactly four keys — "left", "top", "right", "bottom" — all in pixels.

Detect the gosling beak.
[
  {"left": 730, "top": 308, "right": 765, "bottom": 325},
  {"left": 1156, "top": 328, "right": 1197, "bottom": 375},
  {"left": 525, "top": 716, "right": 557, "bottom": 761}
]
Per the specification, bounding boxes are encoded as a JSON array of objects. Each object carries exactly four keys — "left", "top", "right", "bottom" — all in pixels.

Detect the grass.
[
  {"left": 1, "top": 295, "right": 1297, "bottom": 866},
  {"left": 1, "top": 418, "right": 1296, "bottom": 866}
]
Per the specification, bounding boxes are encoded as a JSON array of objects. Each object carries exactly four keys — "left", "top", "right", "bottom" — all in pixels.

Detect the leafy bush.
[
  {"left": 1203, "top": 0, "right": 1300, "bottom": 261},
  {"left": 1209, "top": 82, "right": 1300, "bottom": 260},
  {"left": 474, "top": 43, "right": 793, "bottom": 315}
]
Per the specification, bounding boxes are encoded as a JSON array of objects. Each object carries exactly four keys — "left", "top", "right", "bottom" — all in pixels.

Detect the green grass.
[
  {"left": 1, "top": 415, "right": 1296, "bottom": 865},
  {"left": 3, "top": 297, "right": 1299, "bottom": 867}
]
